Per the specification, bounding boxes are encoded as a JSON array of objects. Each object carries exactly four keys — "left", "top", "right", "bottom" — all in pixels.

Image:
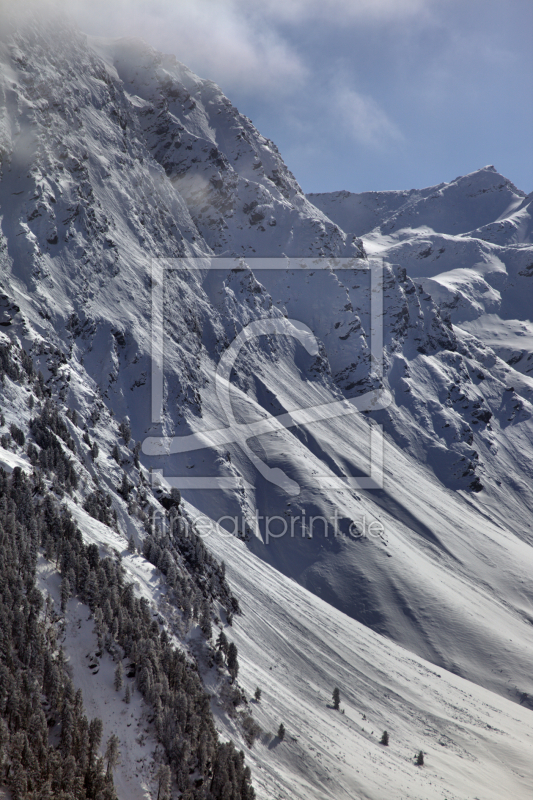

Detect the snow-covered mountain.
[{"left": 1, "top": 7, "right": 533, "bottom": 799}]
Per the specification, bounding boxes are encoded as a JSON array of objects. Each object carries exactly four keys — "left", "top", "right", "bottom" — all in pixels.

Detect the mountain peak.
[{"left": 308, "top": 165, "right": 526, "bottom": 237}]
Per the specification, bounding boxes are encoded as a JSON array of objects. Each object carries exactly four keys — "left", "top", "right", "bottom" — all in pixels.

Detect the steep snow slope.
[
  {"left": 205, "top": 521, "right": 533, "bottom": 800},
  {"left": 307, "top": 167, "right": 533, "bottom": 526},
  {"left": 460, "top": 314, "right": 533, "bottom": 375},
  {"left": 22, "top": 419, "right": 533, "bottom": 800},
  {"left": 1, "top": 9, "right": 533, "bottom": 749},
  {"left": 0, "top": 333, "right": 256, "bottom": 799},
  {"left": 43, "top": 480, "right": 533, "bottom": 800}
]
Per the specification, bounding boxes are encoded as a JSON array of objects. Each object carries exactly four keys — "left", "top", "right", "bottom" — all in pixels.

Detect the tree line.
[{"left": 0, "top": 337, "right": 256, "bottom": 799}]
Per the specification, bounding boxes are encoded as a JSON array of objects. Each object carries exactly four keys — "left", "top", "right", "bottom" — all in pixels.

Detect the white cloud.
[
  {"left": 331, "top": 84, "right": 403, "bottom": 148},
  {"left": 164, "top": 3, "right": 308, "bottom": 95},
  {"left": 17, "top": 0, "right": 441, "bottom": 98},
  {"left": 8, "top": 0, "right": 404, "bottom": 153},
  {"left": 49, "top": 0, "right": 308, "bottom": 96},
  {"left": 252, "top": 0, "right": 436, "bottom": 24}
]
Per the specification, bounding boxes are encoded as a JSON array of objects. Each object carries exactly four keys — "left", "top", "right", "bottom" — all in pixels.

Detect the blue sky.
[{"left": 66, "top": 0, "right": 533, "bottom": 194}]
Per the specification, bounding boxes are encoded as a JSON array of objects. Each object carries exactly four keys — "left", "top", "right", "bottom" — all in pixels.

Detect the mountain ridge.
[{"left": 1, "top": 10, "right": 533, "bottom": 798}]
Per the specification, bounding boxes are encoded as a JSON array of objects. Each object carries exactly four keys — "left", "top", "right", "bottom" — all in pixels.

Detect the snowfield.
[
  {"left": 41, "top": 496, "right": 533, "bottom": 800},
  {"left": 205, "top": 524, "right": 533, "bottom": 800},
  {"left": 59, "top": 498, "right": 533, "bottom": 800}
]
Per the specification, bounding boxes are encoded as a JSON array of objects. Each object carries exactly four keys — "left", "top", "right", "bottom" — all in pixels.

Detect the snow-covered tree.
[{"left": 114, "top": 662, "right": 124, "bottom": 692}]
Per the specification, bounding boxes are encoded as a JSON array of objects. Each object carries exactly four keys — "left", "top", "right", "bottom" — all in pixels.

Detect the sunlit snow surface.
[
  {"left": 56, "top": 499, "right": 533, "bottom": 800},
  {"left": 1, "top": 14, "right": 533, "bottom": 798},
  {"left": 205, "top": 525, "right": 533, "bottom": 800}
]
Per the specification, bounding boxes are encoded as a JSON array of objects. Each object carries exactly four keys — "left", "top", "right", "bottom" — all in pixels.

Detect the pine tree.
[
  {"left": 119, "top": 420, "right": 131, "bottom": 446},
  {"left": 114, "top": 662, "right": 124, "bottom": 692},
  {"left": 216, "top": 630, "right": 228, "bottom": 654},
  {"left": 88, "top": 718, "right": 103, "bottom": 764},
  {"left": 227, "top": 642, "right": 239, "bottom": 681},
  {"left": 133, "top": 441, "right": 141, "bottom": 467},
  {"left": 200, "top": 601, "right": 212, "bottom": 639},
  {"left": 60, "top": 577, "right": 71, "bottom": 612},
  {"left": 254, "top": 687, "right": 261, "bottom": 702},
  {"left": 332, "top": 687, "right": 340, "bottom": 710},
  {"left": 156, "top": 764, "right": 171, "bottom": 800},
  {"left": 105, "top": 734, "right": 120, "bottom": 779},
  {"left": 277, "top": 723, "right": 285, "bottom": 742},
  {"left": 380, "top": 730, "right": 389, "bottom": 746},
  {"left": 416, "top": 750, "right": 424, "bottom": 766},
  {"left": 0, "top": 426, "right": 252, "bottom": 800},
  {"left": 119, "top": 472, "right": 131, "bottom": 499},
  {"left": 10, "top": 423, "right": 25, "bottom": 447}
]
